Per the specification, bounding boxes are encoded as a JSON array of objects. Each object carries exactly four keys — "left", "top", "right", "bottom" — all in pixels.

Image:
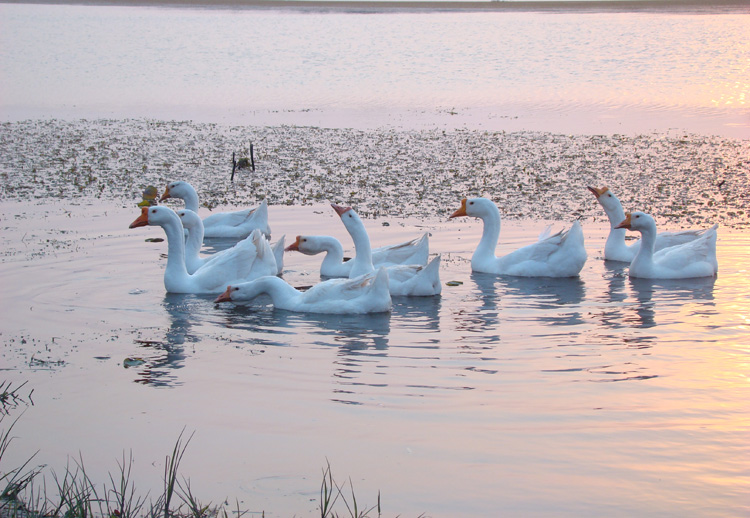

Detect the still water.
[
  {"left": 0, "top": 2, "right": 748, "bottom": 135},
  {"left": 1, "top": 201, "right": 748, "bottom": 517}
]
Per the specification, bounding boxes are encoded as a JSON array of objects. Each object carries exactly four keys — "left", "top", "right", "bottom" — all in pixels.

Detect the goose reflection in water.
[
  {"left": 126, "top": 293, "right": 200, "bottom": 387},
  {"left": 216, "top": 293, "right": 391, "bottom": 351},
  {"left": 391, "top": 295, "right": 442, "bottom": 332},
  {"left": 471, "top": 272, "right": 587, "bottom": 326},
  {"left": 626, "top": 275, "right": 717, "bottom": 329},
  {"left": 594, "top": 261, "right": 631, "bottom": 330}
]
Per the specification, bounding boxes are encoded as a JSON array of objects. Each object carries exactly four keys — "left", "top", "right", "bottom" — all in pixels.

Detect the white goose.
[
  {"left": 129, "top": 206, "right": 277, "bottom": 294},
  {"left": 588, "top": 186, "right": 716, "bottom": 262},
  {"left": 160, "top": 181, "right": 271, "bottom": 239},
  {"left": 331, "top": 204, "right": 441, "bottom": 296},
  {"left": 285, "top": 233, "right": 429, "bottom": 278},
  {"left": 214, "top": 268, "right": 392, "bottom": 314},
  {"left": 616, "top": 212, "right": 718, "bottom": 279},
  {"left": 449, "top": 197, "right": 587, "bottom": 277},
  {"left": 177, "top": 209, "right": 285, "bottom": 275}
]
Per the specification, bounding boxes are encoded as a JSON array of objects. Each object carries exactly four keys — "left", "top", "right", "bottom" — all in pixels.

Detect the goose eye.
[
  {"left": 607, "top": 194, "right": 612, "bottom": 197},
  {"left": 151, "top": 209, "right": 157, "bottom": 213}
]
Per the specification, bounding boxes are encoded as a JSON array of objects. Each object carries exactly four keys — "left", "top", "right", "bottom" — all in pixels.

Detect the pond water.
[{"left": 1, "top": 199, "right": 748, "bottom": 517}]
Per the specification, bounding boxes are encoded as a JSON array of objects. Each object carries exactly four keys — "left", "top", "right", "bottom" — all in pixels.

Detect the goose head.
[
  {"left": 285, "top": 235, "right": 302, "bottom": 252},
  {"left": 587, "top": 186, "right": 622, "bottom": 213},
  {"left": 285, "top": 235, "right": 322, "bottom": 255},
  {"left": 129, "top": 206, "right": 177, "bottom": 228},
  {"left": 176, "top": 209, "right": 201, "bottom": 230},
  {"left": 616, "top": 211, "right": 654, "bottom": 231},
  {"left": 587, "top": 186, "right": 609, "bottom": 199},
  {"left": 331, "top": 203, "right": 364, "bottom": 232},
  {"left": 160, "top": 180, "right": 192, "bottom": 202},
  {"left": 449, "top": 197, "right": 494, "bottom": 219},
  {"left": 215, "top": 282, "right": 267, "bottom": 304}
]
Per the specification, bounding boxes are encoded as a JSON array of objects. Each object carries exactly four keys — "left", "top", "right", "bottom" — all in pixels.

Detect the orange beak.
[
  {"left": 331, "top": 203, "right": 352, "bottom": 217},
  {"left": 159, "top": 185, "right": 172, "bottom": 202},
  {"left": 587, "top": 186, "right": 608, "bottom": 199},
  {"left": 615, "top": 213, "right": 632, "bottom": 229},
  {"left": 449, "top": 198, "right": 468, "bottom": 219},
  {"left": 129, "top": 207, "right": 150, "bottom": 228},
  {"left": 285, "top": 236, "right": 302, "bottom": 252},
  {"left": 214, "top": 286, "right": 233, "bottom": 303}
]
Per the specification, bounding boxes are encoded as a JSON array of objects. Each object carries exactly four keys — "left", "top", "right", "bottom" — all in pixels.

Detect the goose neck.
[
  {"left": 255, "top": 277, "right": 299, "bottom": 306},
  {"left": 162, "top": 215, "right": 190, "bottom": 279},
  {"left": 348, "top": 223, "right": 375, "bottom": 276},
  {"left": 476, "top": 208, "right": 501, "bottom": 260},
  {"left": 182, "top": 187, "right": 200, "bottom": 213},
  {"left": 631, "top": 223, "right": 656, "bottom": 270}
]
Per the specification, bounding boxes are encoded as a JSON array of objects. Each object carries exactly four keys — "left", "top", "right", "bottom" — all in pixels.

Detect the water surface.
[
  {"left": 1, "top": 200, "right": 748, "bottom": 517},
  {"left": 1, "top": 3, "right": 748, "bottom": 135}
]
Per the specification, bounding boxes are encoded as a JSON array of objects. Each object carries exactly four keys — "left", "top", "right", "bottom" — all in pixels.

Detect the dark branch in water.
[{"left": 230, "top": 144, "right": 255, "bottom": 182}]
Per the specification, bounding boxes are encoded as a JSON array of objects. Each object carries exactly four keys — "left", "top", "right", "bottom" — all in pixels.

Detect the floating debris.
[{"left": 123, "top": 357, "right": 146, "bottom": 368}]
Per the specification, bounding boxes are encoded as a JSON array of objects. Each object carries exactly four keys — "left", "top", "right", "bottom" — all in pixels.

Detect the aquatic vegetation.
[
  {"left": 1, "top": 402, "right": 388, "bottom": 518},
  {"left": 0, "top": 119, "right": 747, "bottom": 229}
]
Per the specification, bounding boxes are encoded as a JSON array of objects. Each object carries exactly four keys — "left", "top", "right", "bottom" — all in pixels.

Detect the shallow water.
[{"left": 2, "top": 200, "right": 748, "bottom": 517}]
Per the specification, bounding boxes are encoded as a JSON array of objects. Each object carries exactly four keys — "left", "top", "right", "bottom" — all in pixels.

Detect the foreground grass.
[{"left": 1, "top": 382, "right": 394, "bottom": 518}]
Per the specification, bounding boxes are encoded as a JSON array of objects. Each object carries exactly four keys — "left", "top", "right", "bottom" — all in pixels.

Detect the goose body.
[
  {"left": 177, "top": 209, "right": 285, "bottom": 275},
  {"left": 160, "top": 181, "right": 271, "bottom": 239},
  {"left": 285, "top": 233, "right": 429, "bottom": 278},
  {"left": 214, "top": 268, "right": 392, "bottom": 314},
  {"left": 588, "top": 186, "right": 716, "bottom": 262},
  {"left": 129, "top": 206, "right": 277, "bottom": 294},
  {"left": 450, "top": 197, "right": 587, "bottom": 277},
  {"left": 332, "top": 204, "right": 442, "bottom": 296},
  {"left": 616, "top": 212, "right": 718, "bottom": 279}
]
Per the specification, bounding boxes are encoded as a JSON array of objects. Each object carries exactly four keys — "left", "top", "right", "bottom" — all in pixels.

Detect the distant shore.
[{"left": 3, "top": 0, "right": 749, "bottom": 12}]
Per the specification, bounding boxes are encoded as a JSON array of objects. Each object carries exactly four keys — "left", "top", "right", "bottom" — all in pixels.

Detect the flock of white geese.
[{"left": 129, "top": 181, "right": 718, "bottom": 315}]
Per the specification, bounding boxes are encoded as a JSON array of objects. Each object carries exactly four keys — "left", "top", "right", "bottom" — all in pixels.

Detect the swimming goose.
[
  {"left": 588, "top": 186, "right": 716, "bottom": 262},
  {"left": 285, "top": 232, "right": 429, "bottom": 278},
  {"left": 616, "top": 212, "right": 718, "bottom": 279},
  {"left": 214, "top": 268, "right": 392, "bottom": 314},
  {"left": 160, "top": 181, "right": 271, "bottom": 239},
  {"left": 129, "top": 206, "right": 277, "bottom": 294},
  {"left": 331, "top": 204, "right": 442, "bottom": 296},
  {"left": 449, "top": 197, "right": 587, "bottom": 277},
  {"left": 177, "top": 209, "right": 285, "bottom": 275}
]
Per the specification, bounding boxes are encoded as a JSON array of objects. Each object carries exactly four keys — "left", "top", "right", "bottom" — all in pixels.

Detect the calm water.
[
  {"left": 1, "top": 201, "right": 749, "bottom": 517},
  {"left": 0, "top": 3, "right": 748, "bottom": 136}
]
